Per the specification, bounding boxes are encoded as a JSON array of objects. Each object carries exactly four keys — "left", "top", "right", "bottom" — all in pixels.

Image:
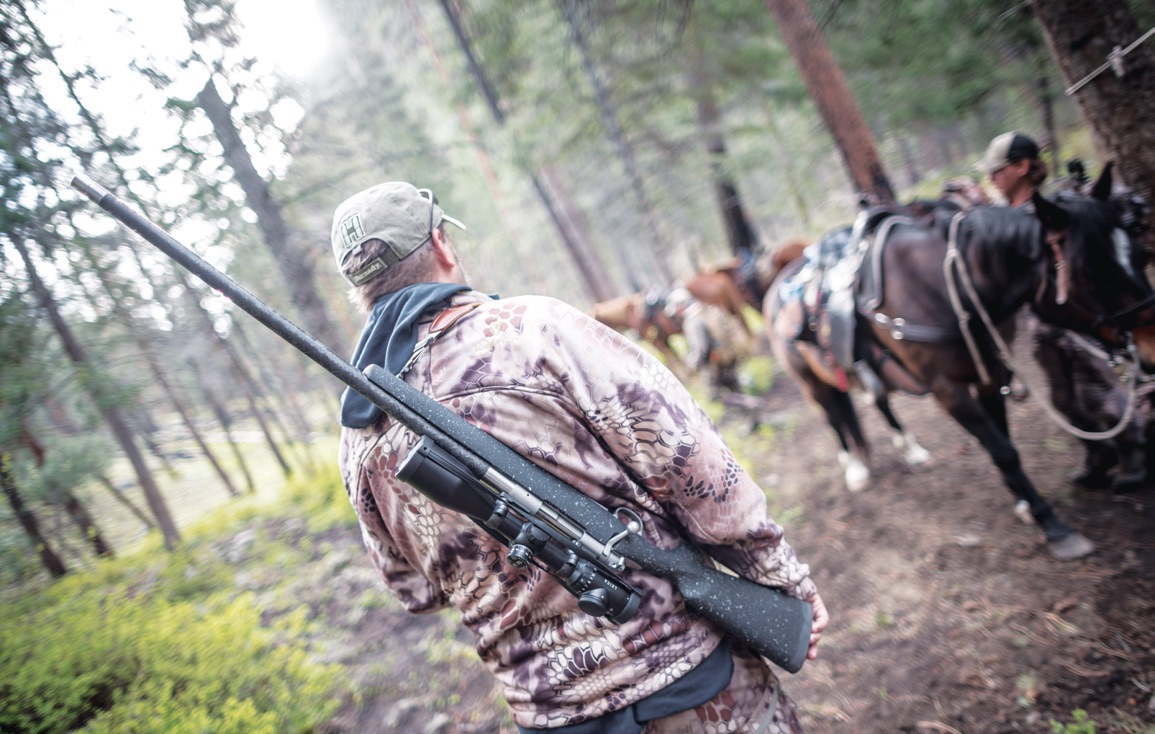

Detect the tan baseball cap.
[
  {"left": 975, "top": 132, "right": 1041, "bottom": 174},
  {"left": 330, "top": 182, "right": 466, "bottom": 285}
]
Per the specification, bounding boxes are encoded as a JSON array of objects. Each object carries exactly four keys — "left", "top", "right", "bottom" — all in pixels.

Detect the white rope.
[
  {"left": 943, "top": 213, "right": 992, "bottom": 385},
  {"left": 942, "top": 214, "right": 1142, "bottom": 441},
  {"left": 1066, "top": 27, "right": 1155, "bottom": 96}
]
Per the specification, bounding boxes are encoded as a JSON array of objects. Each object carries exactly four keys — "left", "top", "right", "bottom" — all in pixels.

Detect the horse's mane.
[
  {"left": 1051, "top": 190, "right": 1141, "bottom": 278},
  {"left": 952, "top": 205, "right": 1043, "bottom": 267}
]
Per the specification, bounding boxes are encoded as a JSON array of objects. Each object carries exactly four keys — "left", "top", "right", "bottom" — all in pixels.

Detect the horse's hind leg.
[
  {"left": 808, "top": 384, "right": 871, "bottom": 492},
  {"left": 874, "top": 395, "right": 930, "bottom": 467},
  {"left": 935, "top": 385, "right": 1093, "bottom": 560}
]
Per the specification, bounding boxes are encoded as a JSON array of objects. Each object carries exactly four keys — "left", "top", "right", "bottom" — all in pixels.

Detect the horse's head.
[{"left": 1031, "top": 163, "right": 1155, "bottom": 369}]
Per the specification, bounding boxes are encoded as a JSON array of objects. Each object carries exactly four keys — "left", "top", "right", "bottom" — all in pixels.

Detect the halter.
[
  {"left": 1102, "top": 291, "right": 1155, "bottom": 329},
  {"left": 943, "top": 211, "right": 1148, "bottom": 441}
]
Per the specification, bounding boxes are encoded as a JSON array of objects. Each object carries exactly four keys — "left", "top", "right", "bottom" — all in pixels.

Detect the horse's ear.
[
  {"left": 1091, "top": 161, "right": 1114, "bottom": 201},
  {"left": 1033, "top": 192, "right": 1070, "bottom": 232}
]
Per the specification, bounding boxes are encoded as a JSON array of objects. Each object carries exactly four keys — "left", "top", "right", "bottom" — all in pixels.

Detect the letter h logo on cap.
[{"left": 340, "top": 214, "right": 365, "bottom": 248}]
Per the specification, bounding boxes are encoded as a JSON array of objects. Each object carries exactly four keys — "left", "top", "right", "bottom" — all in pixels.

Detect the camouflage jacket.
[{"left": 338, "top": 290, "right": 816, "bottom": 729}]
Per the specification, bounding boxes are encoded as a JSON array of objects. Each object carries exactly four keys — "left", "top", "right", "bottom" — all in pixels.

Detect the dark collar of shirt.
[{"left": 339, "top": 282, "right": 471, "bottom": 429}]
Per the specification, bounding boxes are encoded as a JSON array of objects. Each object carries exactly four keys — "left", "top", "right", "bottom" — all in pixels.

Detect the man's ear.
[{"left": 430, "top": 228, "right": 456, "bottom": 265}]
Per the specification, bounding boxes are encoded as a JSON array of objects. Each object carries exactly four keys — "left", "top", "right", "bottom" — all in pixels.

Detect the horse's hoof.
[
  {"left": 905, "top": 445, "right": 931, "bottom": 466},
  {"left": 845, "top": 463, "right": 870, "bottom": 493},
  {"left": 1048, "top": 532, "right": 1095, "bottom": 560},
  {"left": 1013, "top": 500, "right": 1034, "bottom": 525}
]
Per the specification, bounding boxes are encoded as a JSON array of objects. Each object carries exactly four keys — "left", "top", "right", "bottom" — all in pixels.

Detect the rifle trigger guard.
[{"left": 603, "top": 508, "right": 643, "bottom": 569}]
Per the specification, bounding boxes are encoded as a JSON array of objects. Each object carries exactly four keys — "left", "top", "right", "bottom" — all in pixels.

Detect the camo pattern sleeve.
[{"left": 338, "top": 291, "right": 816, "bottom": 729}]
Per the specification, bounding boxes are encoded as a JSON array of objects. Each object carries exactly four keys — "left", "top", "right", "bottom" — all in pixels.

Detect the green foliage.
[
  {"left": 821, "top": 0, "right": 1045, "bottom": 128},
  {"left": 279, "top": 462, "right": 355, "bottom": 533},
  {"left": 738, "top": 353, "right": 775, "bottom": 395},
  {"left": 0, "top": 540, "right": 345, "bottom": 734},
  {"left": 1051, "top": 709, "right": 1097, "bottom": 734}
]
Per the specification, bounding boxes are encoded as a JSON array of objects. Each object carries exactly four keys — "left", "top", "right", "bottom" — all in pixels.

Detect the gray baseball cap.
[
  {"left": 330, "top": 182, "right": 466, "bottom": 285},
  {"left": 976, "top": 132, "right": 1040, "bottom": 174}
]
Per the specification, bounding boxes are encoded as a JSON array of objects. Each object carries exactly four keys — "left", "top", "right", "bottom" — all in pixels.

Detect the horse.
[
  {"left": 667, "top": 287, "right": 755, "bottom": 399},
  {"left": 684, "top": 239, "right": 809, "bottom": 323},
  {"left": 765, "top": 165, "right": 1155, "bottom": 560},
  {"left": 590, "top": 288, "right": 685, "bottom": 371},
  {"left": 680, "top": 269, "right": 752, "bottom": 336},
  {"left": 1031, "top": 320, "right": 1150, "bottom": 493}
]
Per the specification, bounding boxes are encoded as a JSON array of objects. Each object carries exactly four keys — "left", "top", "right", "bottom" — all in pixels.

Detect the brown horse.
[
  {"left": 682, "top": 240, "right": 809, "bottom": 332},
  {"left": 765, "top": 167, "right": 1155, "bottom": 560},
  {"left": 590, "top": 290, "right": 685, "bottom": 370},
  {"left": 681, "top": 269, "right": 752, "bottom": 335}
]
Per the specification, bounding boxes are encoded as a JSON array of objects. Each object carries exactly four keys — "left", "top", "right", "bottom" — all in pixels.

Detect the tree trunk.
[
  {"left": 61, "top": 490, "right": 114, "bottom": 558},
  {"left": 42, "top": 408, "right": 157, "bottom": 530},
  {"left": 173, "top": 268, "right": 290, "bottom": 484},
  {"left": 556, "top": 0, "right": 674, "bottom": 284},
  {"left": 537, "top": 165, "right": 618, "bottom": 298},
  {"left": 1027, "top": 0, "right": 1155, "bottom": 227},
  {"left": 435, "top": 0, "right": 618, "bottom": 300},
  {"left": 13, "top": 233, "right": 182, "bottom": 550},
  {"left": 147, "top": 354, "right": 242, "bottom": 497},
  {"left": 95, "top": 473, "right": 155, "bottom": 530},
  {"left": 190, "top": 361, "right": 259, "bottom": 494},
  {"left": 197, "top": 78, "right": 344, "bottom": 352},
  {"left": 896, "top": 132, "right": 922, "bottom": 188},
  {"left": 213, "top": 338, "right": 295, "bottom": 479},
  {"left": 685, "top": 18, "right": 759, "bottom": 256},
  {"left": 1, "top": 452, "right": 68, "bottom": 578},
  {"left": 763, "top": 0, "right": 897, "bottom": 205},
  {"left": 1036, "top": 71, "right": 1062, "bottom": 173},
  {"left": 21, "top": 425, "right": 116, "bottom": 559},
  {"left": 237, "top": 391, "right": 293, "bottom": 479},
  {"left": 230, "top": 320, "right": 318, "bottom": 475}
]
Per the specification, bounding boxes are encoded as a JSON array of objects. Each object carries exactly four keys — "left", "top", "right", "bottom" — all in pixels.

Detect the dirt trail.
[{"left": 750, "top": 364, "right": 1154, "bottom": 733}]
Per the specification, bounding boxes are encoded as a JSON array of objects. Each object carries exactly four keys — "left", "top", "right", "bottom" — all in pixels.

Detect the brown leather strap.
[
  {"left": 398, "top": 302, "right": 483, "bottom": 377},
  {"left": 430, "top": 302, "right": 482, "bottom": 333}
]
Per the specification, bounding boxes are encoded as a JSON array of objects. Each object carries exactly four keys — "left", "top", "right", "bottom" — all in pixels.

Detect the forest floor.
[{"left": 303, "top": 325, "right": 1155, "bottom": 734}]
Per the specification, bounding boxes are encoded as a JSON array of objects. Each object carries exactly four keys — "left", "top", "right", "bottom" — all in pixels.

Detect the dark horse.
[{"left": 765, "top": 167, "right": 1155, "bottom": 560}]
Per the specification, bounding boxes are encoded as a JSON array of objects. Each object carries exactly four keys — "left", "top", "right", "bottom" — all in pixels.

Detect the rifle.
[{"left": 70, "top": 175, "right": 814, "bottom": 673}]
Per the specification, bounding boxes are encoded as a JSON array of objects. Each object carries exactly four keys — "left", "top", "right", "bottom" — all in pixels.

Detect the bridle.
[
  {"left": 1101, "top": 291, "right": 1155, "bottom": 330},
  {"left": 943, "top": 211, "right": 1151, "bottom": 441}
]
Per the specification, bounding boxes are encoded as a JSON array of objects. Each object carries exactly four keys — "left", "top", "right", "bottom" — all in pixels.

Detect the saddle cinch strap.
[
  {"left": 398, "top": 302, "right": 483, "bottom": 377},
  {"left": 857, "top": 215, "right": 961, "bottom": 344}
]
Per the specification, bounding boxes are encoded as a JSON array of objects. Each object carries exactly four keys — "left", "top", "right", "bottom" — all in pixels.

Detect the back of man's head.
[{"left": 330, "top": 181, "right": 465, "bottom": 287}]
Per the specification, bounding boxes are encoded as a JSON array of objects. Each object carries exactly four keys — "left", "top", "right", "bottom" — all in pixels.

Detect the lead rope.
[
  {"left": 943, "top": 212, "right": 1142, "bottom": 441},
  {"left": 943, "top": 213, "right": 993, "bottom": 385}
]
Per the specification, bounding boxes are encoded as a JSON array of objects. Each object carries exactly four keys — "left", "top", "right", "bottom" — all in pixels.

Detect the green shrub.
[
  {"left": 280, "top": 463, "right": 356, "bottom": 533},
  {"left": 0, "top": 588, "right": 343, "bottom": 734},
  {"left": 0, "top": 466, "right": 351, "bottom": 734}
]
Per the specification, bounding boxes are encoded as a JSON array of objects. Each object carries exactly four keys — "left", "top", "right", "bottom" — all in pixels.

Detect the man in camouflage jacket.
[{"left": 331, "top": 181, "right": 828, "bottom": 733}]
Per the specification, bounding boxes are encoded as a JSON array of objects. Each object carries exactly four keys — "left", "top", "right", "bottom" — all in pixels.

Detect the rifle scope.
[{"left": 399, "top": 437, "right": 642, "bottom": 624}]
